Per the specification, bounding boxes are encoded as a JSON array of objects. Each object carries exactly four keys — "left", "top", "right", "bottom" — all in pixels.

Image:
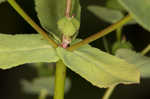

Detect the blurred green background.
[{"left": 0, "top": 0, "right": 150, "bottom": 99}]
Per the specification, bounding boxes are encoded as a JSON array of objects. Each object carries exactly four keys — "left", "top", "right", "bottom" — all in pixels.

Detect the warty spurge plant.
[{"left": 1, "top": 0, "right": 150, "bottom": 99}]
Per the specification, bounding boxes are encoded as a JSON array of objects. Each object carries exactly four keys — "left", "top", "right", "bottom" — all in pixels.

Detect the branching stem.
[
  {"left": 7, "top": 0, "right": 58, "bottom": 48},
  {"left": 67, "top": 14, "right": 132, "bottom": 51},
  {"left": 6, "top": 2, "right": 134, "bottom": 99}
]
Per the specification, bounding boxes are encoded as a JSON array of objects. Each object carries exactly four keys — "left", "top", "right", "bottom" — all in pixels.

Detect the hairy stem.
[
  {"left": 7, "top": 0, "right": 58, "bottom": 48},
  {"left": 67, "top": 14, "right": 132, "bottom": 51},
  {"left": 54, "top": 60, "right": 67, "bottom": 99},
  {"left": 102, "top": 85, "right": 116, "bottom": 99}
]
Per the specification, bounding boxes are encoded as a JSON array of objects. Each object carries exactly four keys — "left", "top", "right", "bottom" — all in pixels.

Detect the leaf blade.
[
  {"left": 0, "top": 34, "right": 59, "bottom": 69},
  {"left": 57, "top": 45, "right": 140, "bottom": 88},
  {"left": 119, "top": 0, "right": 150, "bottom": 31},
  {"left": 88, "top": 5, "right": 124, "bottom": 23},
  {"left": 106, "top": 0, "right": 125, "bottom": 11},
  {"left": 116, "top": 49, "right": 150, "bottom": 78}
]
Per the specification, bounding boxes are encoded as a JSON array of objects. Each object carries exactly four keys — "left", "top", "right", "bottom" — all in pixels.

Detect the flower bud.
[{"left": 57, "top": 17, "right": 80, "bottom": 36}]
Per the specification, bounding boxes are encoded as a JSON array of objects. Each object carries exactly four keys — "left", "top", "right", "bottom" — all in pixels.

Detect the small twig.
[
  {"left": 7, "top": 0, "right": 58, "bottom": 48},
  {"left": 141, "top": 44, "right": 150, "bottom": 55},
  {"left": 67, "top": 14, "right": 132, "bottom": 51},
  {"left": 102, "top": 85, "right": 116, "bottom": 99},
  {"left": 65, "top": 0, "right": 72, "bottom": 18}
]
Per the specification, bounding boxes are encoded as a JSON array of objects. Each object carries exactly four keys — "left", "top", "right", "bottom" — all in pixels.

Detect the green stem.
[
  {"left": 54, "top": 60, "right": 67, "bottom": 99},
  {"left": 141, "top": 44, "right": 150, "bottom": 55},
  {"left": 67, "top": 14, "right": 132, "bottom": 51},
  {"left": 116, "top": 26, "right": 123, "bottom": 42},
  {"left": 102, "top": 37, "right": 110, "bottom": 53},
  {"left": 7, "top": 0, "right": 58, "bottom": 48},
  {"left": 65, "top": 0, "right": 72, "bottom": 17},
  {"left": 38, "top": 89, "right": 48, "bottom": 99},
  {"left": 53, "top": 0, "right": 71, "bottom": 99},
  {"left": 102, "top": 85, "right": 116, "bottom": 99}
]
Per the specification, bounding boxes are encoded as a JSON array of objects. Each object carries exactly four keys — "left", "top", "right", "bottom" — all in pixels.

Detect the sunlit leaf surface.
[
  {"left": 0, "top": 34, "right": 59, "bottom": 69},
  {"left": 57, "top": 44, "right": 140, "bottom": 88}
]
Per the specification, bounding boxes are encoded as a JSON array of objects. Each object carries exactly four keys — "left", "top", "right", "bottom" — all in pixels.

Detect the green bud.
[
  {"left": 57, "top": 17, "right": 80, "bottom": 36},
  {"left": 112, "top": 40, "right": 133, "bottom": 54}
]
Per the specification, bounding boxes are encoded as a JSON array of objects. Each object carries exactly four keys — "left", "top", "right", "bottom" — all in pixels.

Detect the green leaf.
[
  {"left": 119, "top": 0, "right": 150, "bottom": 31},
  {"left": 56, "top": 45, "right": 140, "bottom": 88},
  {"left": 0, "top": 0, "right": 5, "bottom": 4},
  {"left": 88, "top": 5, "right": 136, "bottom": 25},
  {"left": 0, "top": 34, "right": 59, "bottom": 69},
  {"left": 106, "top": 0, "right": 125, "bottom": 11},
  {"left": 116, "top": 49, "right": 150, "bottom": 78},
  {"left": 88, "top": 5, "right": 124, "bottom": 23},
  {"left": 35, "top": 0, "right": 81, "bottom": 41},
  {"left": 21, "top": 76, "right": 71, "bottom": 95}
]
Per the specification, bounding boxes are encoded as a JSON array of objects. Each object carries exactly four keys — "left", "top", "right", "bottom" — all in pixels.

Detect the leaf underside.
[
  {"left": 88, "top": 5, "right": 124, "bottom": 23},
  {"left": 0, "top": 34, "right": 59, "bottom": 69},
  {"left": 88, "top": 5, "right": 136, "bottom": 25},
  {"left": 106, "top": 0, "right": 125, "bottom": 11},
  {"left": 57, "top": 44, "right": 140, "bottom": 88},
  {"left": 119, "top": 0, "right": 150, "bottom": 31},
  {"left": 116, "top": 49, "right": 150, "bottom": 78}
]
